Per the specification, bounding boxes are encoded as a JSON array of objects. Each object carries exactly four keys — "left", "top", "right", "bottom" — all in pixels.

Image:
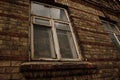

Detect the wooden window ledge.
[{"left": 20, "top": 62, "right": 98, "bottom": 79}]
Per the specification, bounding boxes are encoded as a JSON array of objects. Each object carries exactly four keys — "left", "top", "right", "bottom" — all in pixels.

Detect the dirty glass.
[
  {"left": 34, "top": 24, "right": 56, "bottom": 58},
  {"left": 55, "top": 22, "right": 78, "bottom": 59},
  {"left": 51, "top": 8, "right": 68, "bottom": 21},
  {"left": 109, "top": 23, "right": 119, "bottom": 34},
  {"left": 32, "top": 3, "right": 50, "bottom": 17}
]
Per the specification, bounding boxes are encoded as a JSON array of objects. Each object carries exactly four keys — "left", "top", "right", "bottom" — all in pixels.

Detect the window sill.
[{"left": 20, "top": 62, "right": 98, "bottom": 79}]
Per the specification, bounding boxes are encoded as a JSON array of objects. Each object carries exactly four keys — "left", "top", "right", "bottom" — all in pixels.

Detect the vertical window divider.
[
  {"left": 51, "top": 19, "right": 61, "bottom": 60},
  {"left": 31, "top": 18, "right": 34, "bottom": 59}
]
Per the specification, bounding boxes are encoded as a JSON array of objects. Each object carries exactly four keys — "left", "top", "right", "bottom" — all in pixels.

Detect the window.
[
  {"left": 31, "top": 2, "right": 81, "bottom": 61},
  {"left": 101, "top": 20, "right": 120, "bottom": 50}
]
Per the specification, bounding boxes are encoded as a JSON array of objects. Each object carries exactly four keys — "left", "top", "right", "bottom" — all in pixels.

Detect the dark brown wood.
[
  {"left": 0, "top": 0, "right": 29, "bottom": 7},
  {"left": 75, "top": 27, "right": 109, "bottom": 35},
  {"left": 0, "top": 31, "right": 28, "bottom": 38},
  {"left": 0, "top": 56, "right": 28, "bottom": 61},
  {"left": 70, "top": 14, "right": 101, "bottom": 25},
  {"left": 70, "top": 0, "right": 120, "bottom": 16},
  {"left": 69, "top": 7, "right": 99, "bottom": 17},
  {"left": 80, "top": 41, "right": 114, "bottom": 47},
  {"left": 20, "top": 62, "right": 98, "bottom": 79},
  {"left": 0, "top": 13, "right": 29, "bottom": 21}
]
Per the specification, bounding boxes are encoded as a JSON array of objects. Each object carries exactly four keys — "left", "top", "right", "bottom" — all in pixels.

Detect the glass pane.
[
  {"left": 109, "top": 33, "right": 120, "bottom": 52},
  {"left": 116, "top": 35, "right": 120, "bottom": 42},
  {"left": 57, "top": 30, "right": 78, "bottom": 59},
  {"left": 101, "top": 21, "right": 110, "bottom": 31},
  {"left": 33, "top": 24, "right": 56, "bottom": 58},
  {"left": 109, "top": 23, "right": 119, "bottom": 34},
  {"left": 55, "top": 22, "right": 70, "bottom": 31},
  {"left": 31, "top": 3, "right": 50, "bottom": 17},
  {"left": 114, "top": 34, "right": 120, "bottom": 51},
  {"left": 35, "top": 18, "right": 50, "bottom": 26},
  {"left": 51, "top": 8, "right": 68, "bottom": 21}
]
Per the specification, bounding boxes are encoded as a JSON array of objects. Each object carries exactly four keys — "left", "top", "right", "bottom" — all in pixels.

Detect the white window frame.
[{"left": 30, "top": 2, "right": 82, "bottom": 61}]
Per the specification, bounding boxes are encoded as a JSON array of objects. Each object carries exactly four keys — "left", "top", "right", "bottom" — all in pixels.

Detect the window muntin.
[
  {"left": 34, "top": 18, "right": 50, "bottom": 26},
  {"left": 31, "top": 2, "right": 80, "bottom": 61},
  {"left": 55, "top": 22, "right": 70, "bottom": 31}
]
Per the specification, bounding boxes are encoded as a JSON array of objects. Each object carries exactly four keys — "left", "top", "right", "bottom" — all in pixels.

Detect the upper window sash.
[{"left": 31, "top": 2, "right": 68, "bottom": 21}]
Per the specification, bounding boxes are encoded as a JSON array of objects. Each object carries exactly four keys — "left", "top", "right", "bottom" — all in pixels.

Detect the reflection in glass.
[{"left": 34, "top": 24, "right": 56, "bottom": 58}]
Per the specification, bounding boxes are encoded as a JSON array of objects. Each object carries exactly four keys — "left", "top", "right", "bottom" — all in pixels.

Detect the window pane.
[
  {"left": 101, "top": 21, "right": 110, "bottom": 32},
  {"left": 57, "top": 30, "right": 78, "bottom": 59},
  {"left": 116, "top": 35, "right": 120, "bottom": 42},
  {"left": 33, "top": 24, "right": 56, "bottom": 58},
  {"left": 109, "top": 33, "right": 120, "bottom": 51},
  {"left": 114, "top": 34, "right": 120, "bottom": 52},
  {"left": 55, "top": 22, "right": 70, "bottom": 31},
  {"left": 109, "top": 23, "right": 120, "bottom": 34},
  {"left": 35, "top": 18, "right": 50, "bottom": 26},
  {"left": 51, "top": 8, "right": 68, "bottom": 21},
  {"left": 31, "top": 3, "right": 50, "bottom": 17}
]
